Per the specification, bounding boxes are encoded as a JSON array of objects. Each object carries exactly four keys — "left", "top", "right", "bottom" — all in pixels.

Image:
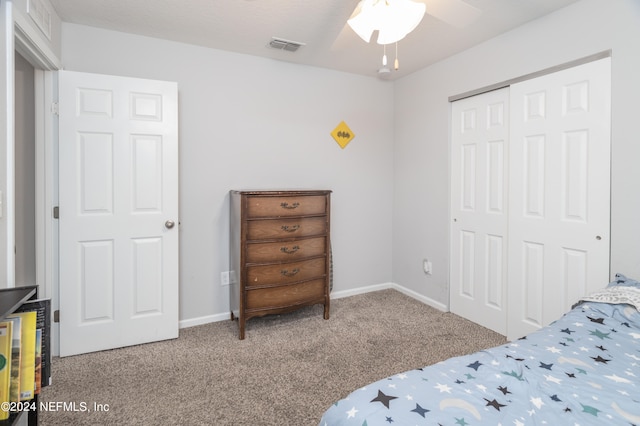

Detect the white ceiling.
[{"left": 48, "top": 0, "right": 579, "bottom": 80}]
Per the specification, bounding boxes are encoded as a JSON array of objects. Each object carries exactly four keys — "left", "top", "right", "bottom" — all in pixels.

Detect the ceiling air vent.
[{"left": 268, "top": 37, "right": 305, "bottom": 53}]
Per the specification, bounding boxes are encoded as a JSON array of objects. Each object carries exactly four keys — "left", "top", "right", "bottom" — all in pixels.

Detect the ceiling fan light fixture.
[{"left": 348, "top": 0, "right": 426, "bottom": 45}]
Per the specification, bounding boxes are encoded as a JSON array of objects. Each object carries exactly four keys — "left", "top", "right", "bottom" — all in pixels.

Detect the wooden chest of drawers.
[{"left": 229, "top": 190, "right": 331, "bottom": 339}]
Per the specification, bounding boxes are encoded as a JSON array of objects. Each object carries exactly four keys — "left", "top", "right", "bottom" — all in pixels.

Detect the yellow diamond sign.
[{"left": 331, "top": 121, "right": 355, "bottom": 149}]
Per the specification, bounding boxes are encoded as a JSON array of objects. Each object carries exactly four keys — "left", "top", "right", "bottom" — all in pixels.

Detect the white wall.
[
  {"left": 393, "top": 0, "right": 640, "bottom": 305},
  {"left": 59, "top": 24, "right": 395, "bottom": 324}
]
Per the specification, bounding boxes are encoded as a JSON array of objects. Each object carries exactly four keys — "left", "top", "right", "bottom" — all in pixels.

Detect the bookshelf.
[{"left": 0, "top": 286, "right": 38, "bottom": 426}]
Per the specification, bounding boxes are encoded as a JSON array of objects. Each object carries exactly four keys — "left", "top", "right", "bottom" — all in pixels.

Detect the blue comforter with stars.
[{"left": 319, "top": 276, "right": 640, "bottom": 425}]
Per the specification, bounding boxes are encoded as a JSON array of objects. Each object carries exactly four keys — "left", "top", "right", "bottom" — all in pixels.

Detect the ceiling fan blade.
[
  {"left": 330, "top": 20, "right": 368, "bottom": 52},
  {"left": 422, "top": 0, "right": 482, "bottom": 28}
]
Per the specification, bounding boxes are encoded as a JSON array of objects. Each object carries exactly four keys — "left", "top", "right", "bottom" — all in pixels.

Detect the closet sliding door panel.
[
  {"left": 507, "top": 58, "right": 611, "bottom": 340},
  {"left": 450, "top": 87, "right": 510, "bottom": 335}
]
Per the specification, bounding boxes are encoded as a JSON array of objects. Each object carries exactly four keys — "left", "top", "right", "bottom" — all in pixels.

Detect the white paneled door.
[
  {"left": 450, "top": 88, "right": 510, "bottom": 335},
  {"left": 59, "top": 71, "right": 179, "bottom": 356},
  {"left": 450, "top": 58, "right": 610, "bottom": 341},
  {"left": 507, "top": 58, "right": 611, "bottom": 340}
]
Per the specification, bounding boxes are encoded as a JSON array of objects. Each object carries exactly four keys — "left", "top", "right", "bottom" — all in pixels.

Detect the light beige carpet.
[{"left": 39, "top": 289, "right": 506, "bottom": 425}]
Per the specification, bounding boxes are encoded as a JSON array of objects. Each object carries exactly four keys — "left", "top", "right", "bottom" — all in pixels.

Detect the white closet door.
[
  {"left": 507, "top": 58, "right": 611, "bottom": 340},
  {"left": 450, "top": 88, "right": 510, "bottom": 335}
]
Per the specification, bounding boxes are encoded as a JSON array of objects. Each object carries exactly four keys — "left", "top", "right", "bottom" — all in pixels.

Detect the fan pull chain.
[{"left": 394, "top": 42, "right": 399, "bottom": 70}]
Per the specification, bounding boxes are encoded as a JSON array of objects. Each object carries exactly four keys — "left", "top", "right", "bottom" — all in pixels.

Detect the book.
[
  {"left": 34, "top": 329, "right": 42, "bottom": 395},
  {"left": 14, "top": 299, "right": 51, "bottom": 389},
  {"left": 0, "top": 321, "right": 12, "bottom": 420},
  {"left": 6, "top": 316, "right": 21, "bottom": 402},
  {"left": 7, "top": 311, "right": 36, "bottom": 401}
]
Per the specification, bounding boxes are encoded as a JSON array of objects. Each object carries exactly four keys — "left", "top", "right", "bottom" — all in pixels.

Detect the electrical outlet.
[
  {"left": 229, "top": 270, "right": 237, "bottom": 284},
  {"left": 221, "top": 271, "right": 230, "bottom": 286}
]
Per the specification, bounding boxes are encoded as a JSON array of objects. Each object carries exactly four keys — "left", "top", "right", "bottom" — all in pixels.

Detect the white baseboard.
[
  {"left": 389, "top": 283, "right": 448, "bottom": 312},
  {"left": 179, "top": 282, "right": 449, "bottom": 329},
  {"left": 332, "top": 282, "right": 448, "bottom": 312},
  {"left": 330, "top": 282, "right": 393, "bottom": 299},
  {"left": 179, "top": 312, "right": 230, "bottom": 329}
]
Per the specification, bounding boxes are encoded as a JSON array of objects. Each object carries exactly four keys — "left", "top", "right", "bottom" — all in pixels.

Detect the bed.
[{"left": 319, "top": 274, "right": 640, "bottom": 425}]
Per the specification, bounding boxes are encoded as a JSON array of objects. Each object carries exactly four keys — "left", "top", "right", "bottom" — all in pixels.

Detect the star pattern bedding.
[{"left": 319, "top": 275, "right": 640, "bottom": 426}]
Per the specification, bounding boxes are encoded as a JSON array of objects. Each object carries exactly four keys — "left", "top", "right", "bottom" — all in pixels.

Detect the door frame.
[
  {"left": 448, "top": 50, "right": 611, "bottom": 103},
  {"left": 14, "top": 14, "right": 61, "bottom": 353}
]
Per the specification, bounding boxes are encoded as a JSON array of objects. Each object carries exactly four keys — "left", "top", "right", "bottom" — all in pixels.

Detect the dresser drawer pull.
[
  {"left": 281, "top": 224, "right": 300, "bottom": 233},
  {"left": 280, "top": 245, "right": 300, "bottom": 254},
  {"left": 281, "top": 268, "right": 300, "bottom": 277},
  {"left": 280, "top": 202, "right": 300, "bottom": 210}
]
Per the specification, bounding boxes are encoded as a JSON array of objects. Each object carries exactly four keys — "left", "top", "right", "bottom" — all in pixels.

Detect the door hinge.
[
  {"left": 54, "top": 310, "right": 60, "bottom": 323},
  {"left": 51, "top": 102, "right": 59, "bottom": 115},
  {"left": 53, "top": 206, "right": 59, "bottom": 219}
]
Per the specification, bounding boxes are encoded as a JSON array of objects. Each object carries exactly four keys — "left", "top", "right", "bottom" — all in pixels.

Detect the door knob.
[{"left": 165, "top": 220, "right": 175, "bottom": 229}]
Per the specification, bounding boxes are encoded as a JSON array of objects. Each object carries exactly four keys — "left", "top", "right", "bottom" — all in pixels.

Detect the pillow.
[{"left": 607, "top": 273, "right": 640, "bottom": 288}]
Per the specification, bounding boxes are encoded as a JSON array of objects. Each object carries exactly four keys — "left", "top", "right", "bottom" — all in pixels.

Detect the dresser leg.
[
  {"left": 239, "top": 317, "right": 246, "bottom": 340},
  {"left": 323, "top": 303, "right": 330, "bottom": 320},
  {"left": 230, "top": 311, "right": 235, "bottom": 320}
]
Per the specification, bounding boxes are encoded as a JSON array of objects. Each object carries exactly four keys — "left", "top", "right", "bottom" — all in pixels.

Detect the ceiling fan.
[
  {"left": 336, "top": 0, "right": 481, "bottom": 74},
  {"left": 348, "top": 0, "right": 482, "bottom": 44}
]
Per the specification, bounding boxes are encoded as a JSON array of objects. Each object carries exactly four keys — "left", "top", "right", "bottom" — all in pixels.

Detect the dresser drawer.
[
  {"left": 246, "top": 236, "right": 326, "bottom": 263},
  {"left": 246, "top": 257, "right": 326, "bottom": 287},
  {"left": 246, "top": 216, "right": 327, "bottom": 240},
  {"left": 246, "top": 195, "right": 327, "bottom": 218},
  {"left": 246, "top": 278, "right": 326, "bottom": 310}
]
